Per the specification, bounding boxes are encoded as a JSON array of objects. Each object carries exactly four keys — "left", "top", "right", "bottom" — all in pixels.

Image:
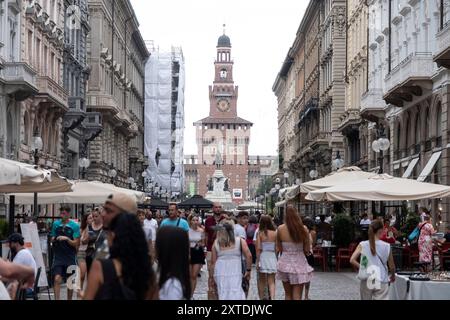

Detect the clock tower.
[
  {"left": 192, "top": 30, "right": 253, "bottom": 204},
  {"left": 209, "top": 31, "right": 238, "bottom": 118}
]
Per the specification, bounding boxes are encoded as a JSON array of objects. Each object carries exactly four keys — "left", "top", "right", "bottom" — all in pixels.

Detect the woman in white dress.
[
  {"left": 211, "top": 219, "right": 252, "bottom": 300},
  {"left": 255, "top": 215, "right": 277, "bottom": 300}
]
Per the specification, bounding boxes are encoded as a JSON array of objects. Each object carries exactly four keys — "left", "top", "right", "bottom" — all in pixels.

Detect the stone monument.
[{"left": 205, "top": 150, "right": 234, "bottom": 209}]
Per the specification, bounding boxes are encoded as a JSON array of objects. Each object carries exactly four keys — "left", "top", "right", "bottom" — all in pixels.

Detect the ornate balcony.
[
  {"left": 36, "top": 76, "right": 69, "bottom": 110},
  {"left": 360, "top": 88, "right": 387, "bottom": 121},
  {"left": 434, "top": 23, "right": 450, "bottom": 69},
  {"left": 63, "top": 97, "right": 86, "bottom": 131},
  {"left": 298, "top": 97, "right": 319, "bottom": 128},
  {"left": 86, "top": 94, "right": 120, "bottom": 115},
  {"left": 82, "top": 112, "right": 103, "bottom": 142},
  {"left": 383, "top": 52, "right": 434, "bottom": 107},
  {"left": 0, "top": 62, "right": 38, "bottom": 100}
]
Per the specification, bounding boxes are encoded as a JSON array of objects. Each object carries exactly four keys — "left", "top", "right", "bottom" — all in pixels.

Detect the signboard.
[
  {"left": 20, "top": 223, "right": 48, "bottom": 287},
  {"left": 232, "top": 188, "right": 243, "bottom": 199}
]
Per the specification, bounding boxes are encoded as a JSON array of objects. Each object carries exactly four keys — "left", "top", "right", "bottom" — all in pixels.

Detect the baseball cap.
[
  {"left": 8, "top": 233, "right": 24, "bottom": 243},
  {"left": 105, "top": 193, "right": 138, "bottom": 214}
]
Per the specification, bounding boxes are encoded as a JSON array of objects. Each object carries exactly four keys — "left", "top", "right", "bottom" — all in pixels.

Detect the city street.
[{"left": 39, "top": 267, "right": 360, "bottom": 300}]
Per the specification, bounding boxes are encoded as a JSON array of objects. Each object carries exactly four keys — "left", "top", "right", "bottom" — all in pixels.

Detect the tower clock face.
[{"left": 217, "top": 99, "right": 230, "bottom": 112}]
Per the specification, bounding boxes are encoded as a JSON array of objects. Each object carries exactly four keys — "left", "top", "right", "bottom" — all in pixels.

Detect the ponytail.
[{"left": 368, "top": 220, "right": 384, "bottom": 256}]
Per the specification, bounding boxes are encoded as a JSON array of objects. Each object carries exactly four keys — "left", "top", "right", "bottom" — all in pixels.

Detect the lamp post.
[
  {"left": 79, "top": 157, "right": 90, "bottom": 179},
  {"left": 332, "top": 151, "right": 344, "bottom": 171},
  {"left": 108, "top": 166, "right": 117, "bottom": 185},
  {"left": 127, "top": 176, "right": 135, "bottom": 189},
  {"left": 371, "top": 124, "right": 391, "bottom": 217},
  {"left": 32, "top": 133, "right": 43, "bottom": 218},
  {"left": 309, "top": 168, "right": 319, "bottom": 180},
  {"left": 283, "top": 172, "right": 289, "bottom": 188}
]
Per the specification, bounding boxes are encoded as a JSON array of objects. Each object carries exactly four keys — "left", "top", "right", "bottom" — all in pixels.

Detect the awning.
[
  {"left": 417, "top": 151, "right": 442, "bottom": 182},
  {"left": 402, "top": 157, "right": 420, "bottom": 178}
]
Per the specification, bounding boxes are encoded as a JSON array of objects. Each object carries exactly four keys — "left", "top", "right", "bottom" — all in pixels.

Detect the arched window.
[
  {"left": 436, "top": 103, "right": 442, "bottom": 137},
  {"left": 414, "top": 114, "right": 420, "bottom": 145},
  {"left": 405, "top": 116, "right": 410, "bottom": 150},
  {"left": 23, "top": 111, "right": 30, "bottom": 146}
]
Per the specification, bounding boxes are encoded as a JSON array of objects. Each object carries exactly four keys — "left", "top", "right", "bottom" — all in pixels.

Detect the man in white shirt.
[
  {"left": 144, "top": 209, "right": 158, "bottom": 242},
  {"left": 360, "top": 213, "right": 372, "bottom": 226},
  {"left": 6, "top": 233, "right": 37, "bottom": 299},
  {"left": 234, "top": 211, "right": 248, "bottom": 240}
]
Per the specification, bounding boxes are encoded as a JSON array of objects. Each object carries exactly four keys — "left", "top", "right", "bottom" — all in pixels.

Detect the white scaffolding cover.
[{"left": 144, "top": 46, "right": 185, "bottom": 195}]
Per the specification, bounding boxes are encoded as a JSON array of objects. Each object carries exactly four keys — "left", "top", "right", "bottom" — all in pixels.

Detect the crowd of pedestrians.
[{"left": 7, "top": 193, "right": 449, "bottom": 301}]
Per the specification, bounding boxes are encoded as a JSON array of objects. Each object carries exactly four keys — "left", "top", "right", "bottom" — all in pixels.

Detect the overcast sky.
[{"left": 130, "top": 0, "right": 308, "bottom": 156}]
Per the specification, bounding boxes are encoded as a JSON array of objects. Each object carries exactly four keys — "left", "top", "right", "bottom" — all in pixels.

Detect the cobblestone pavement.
[
  {"left": 192, "top": 265, "right": 360, "bottom": 300},
  {"left": 40, "top": 266, "right": 360, "bottom": 300}
]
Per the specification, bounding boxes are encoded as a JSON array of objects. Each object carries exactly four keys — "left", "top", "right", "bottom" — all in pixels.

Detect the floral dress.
[{"left": 418, "top": 222, "right": 434, "bottom": 263}]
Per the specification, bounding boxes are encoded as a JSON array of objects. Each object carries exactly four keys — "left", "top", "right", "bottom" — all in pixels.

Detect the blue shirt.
[
  {"left": 50, "top": 219, "right": 81, "bottom": 266},
  {"left": 160, "top": 218, "right": 189, "bottom": 232}
]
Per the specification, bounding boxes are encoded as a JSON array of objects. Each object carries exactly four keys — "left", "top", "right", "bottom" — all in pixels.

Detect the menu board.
[{"left": 20, "top": 223, "right": 48, "bottom": 287}]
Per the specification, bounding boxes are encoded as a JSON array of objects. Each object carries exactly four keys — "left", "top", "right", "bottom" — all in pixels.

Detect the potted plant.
[{"left": 332, "top": 214, "right": 355, "bottom": 248}]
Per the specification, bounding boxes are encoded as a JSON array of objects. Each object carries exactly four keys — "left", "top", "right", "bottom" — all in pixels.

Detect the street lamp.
[
  {"left": 283, "top": 172, "right": 289, "bottom": 188},
  {"left": 127, "top": 176, "right": 135, "bottom": 189},
  {"left": 332, "top": 151, "right": 344, "bottom": 171},
  {"left": 32, "top": 132, "right": 43, "bottom": 218},
  {"left": 371, "top": 126, "right": 391, "bottom": 174},
  {"left": 108, "top": 166, "right": 117, "bottom": 184},
  {"left": 309, "top": 169, "right": 319, "bottom": 179},
  {"left": 295, "top": 178, "right": 302, "bottom": 186},
  {"left": 79, "top": 157, "right": 90, "bottom": 179}
]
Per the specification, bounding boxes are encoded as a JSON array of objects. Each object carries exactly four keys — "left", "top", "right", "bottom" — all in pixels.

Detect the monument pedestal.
[{"left": 205, "top": 169, "right": 234, "bottom": 210}]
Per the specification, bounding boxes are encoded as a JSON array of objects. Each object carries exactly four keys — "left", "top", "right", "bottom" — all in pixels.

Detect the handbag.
[
  {"left": 306, "top": 252, "right": 314, "bottom": 267},
  {"left": 408, "top": 223, "right": 427, "bottom": 245},
  {"left": 240, "top": 239, "right": 249, "bottom": 293}
]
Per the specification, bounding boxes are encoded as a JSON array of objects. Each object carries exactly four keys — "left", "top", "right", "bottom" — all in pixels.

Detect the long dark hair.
[
  {"left": 108, "top": 213, "right": 156, "bottom": 299},
  {"left": 368, "top": 220, "right": 384, "bottom": 256},
  {"left": 155, "top": 226, "right": 191, "bottom": 300},
  {"left": 259, "top": 215, "right": 276, "bottom": 237},
  {"left": 285, "top": 206, "right": 309, "bottom": 246},
  {"left": 80, "top": 212, "right": 91, "bottom": 231}
]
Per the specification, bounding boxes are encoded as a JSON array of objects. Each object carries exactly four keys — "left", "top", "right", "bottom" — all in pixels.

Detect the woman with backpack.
[
  {"left": 246, "top": 215, "right": 259, "bottom": 264},
  {"left": 84, "top": 213, "right": 158, "bottom": 300},
  {"left": 350, "top": 220, "right": 396, "bottom": 300}
]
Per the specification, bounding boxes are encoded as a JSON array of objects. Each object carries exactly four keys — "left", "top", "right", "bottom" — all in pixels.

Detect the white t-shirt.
[
  {"left": 360, "top": 240, "right": 390, "bottom": 283},
  {"left": 0, "top": 282, "right": 10, "bottom": 300},
  {"left": 142, "top": 226, "right": 152, "bottom": 243},
  {"left": 234, "top": 224, "right": 247, "bottom": 240},
  {"left": 144, "top": 218, "right": 158, "bottom": 241},
  {"left": 159, "top": 277, "right": 184, "bottom": 300},
  {"left": 13, "top": 249, "right": 37, "bottom": 277},
  {"left": 253, "top": 228, "right": 259, "bottom": 242}
]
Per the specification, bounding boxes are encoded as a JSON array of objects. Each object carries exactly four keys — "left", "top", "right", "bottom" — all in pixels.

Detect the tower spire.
[{"left": 223, "top": 23, "right": 226, "bottom": 35}]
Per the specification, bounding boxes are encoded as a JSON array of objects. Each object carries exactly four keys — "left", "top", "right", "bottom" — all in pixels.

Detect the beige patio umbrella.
[
  {"left": 0, "top": 157, "right": 72, "bottom": 193},
  {"left": 10, "top": 180, "right": 145, "bottom": 205},
  {"left": 300, "top": 166, "right": 376, "bottom": 193},
  {"left": 305, "top": 174, "right": 450, "bottom": 202}
]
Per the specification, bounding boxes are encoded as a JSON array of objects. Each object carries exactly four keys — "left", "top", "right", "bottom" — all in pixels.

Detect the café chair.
[
  {"left": 336, "top": 243, "right": 357, "bottom": 272},
  {"left": 313, "top": 247, "right": 326, "bottom": 271}
]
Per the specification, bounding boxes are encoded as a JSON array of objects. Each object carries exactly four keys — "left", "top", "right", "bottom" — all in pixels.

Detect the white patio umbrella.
[
  {"left": 305, "top": 174, "right": 450, "bottom": 202},
  {"left": 9, "top": 180, "right": 145, "bottom": 205},
  {"left": 0, "top": 157, "right": 72, "bottom": 193},
  {"left": 300, "top": 166, "right": 376, "bottom": 193}
]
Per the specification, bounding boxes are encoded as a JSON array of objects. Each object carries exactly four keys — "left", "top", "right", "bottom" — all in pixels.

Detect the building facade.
[
  {"left": 85, "top": 0, "right": 149, "bottom": 187},
  {"left": 274, "top": 0, "right": 342, "bottom": 183},
  {"left": 340, "top": 0, "right": 369, "bottom": 170},
  {"left": 61, "top": 0, "right": 102, "bottom": 179},
  {"left": 144, "top": 44, "right": 185, "bottom": 197}
]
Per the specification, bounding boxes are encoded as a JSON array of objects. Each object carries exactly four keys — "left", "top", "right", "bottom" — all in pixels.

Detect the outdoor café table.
[
  {"left": 389, "top": 274, "right": 450, "bottom": 300},
  {"left": 321, "top": 244, "right": 337, "bottom": 271}
]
